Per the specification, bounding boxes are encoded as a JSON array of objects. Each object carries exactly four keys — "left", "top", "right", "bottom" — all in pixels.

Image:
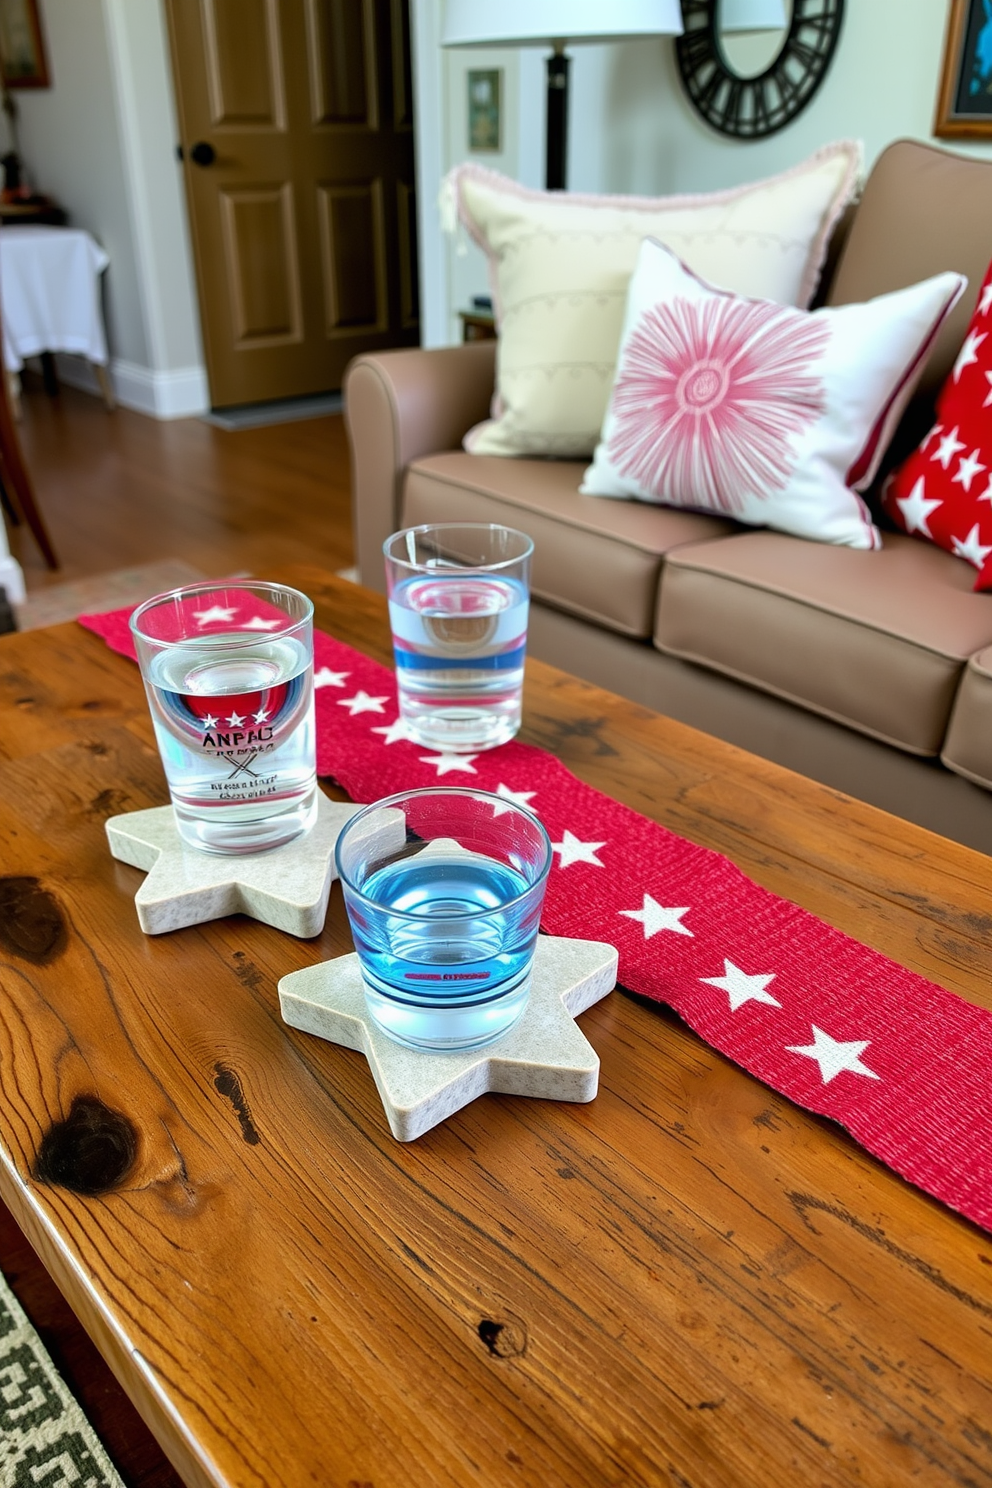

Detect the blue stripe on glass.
[{"left": 393, "top": 643, "right": 527, "bottom": 672}]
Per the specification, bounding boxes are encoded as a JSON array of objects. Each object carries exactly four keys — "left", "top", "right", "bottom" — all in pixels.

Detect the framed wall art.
[
  {"left": 935, "top": 0, "right": 992, "bottom": 137},
  {"left": 0, "top": 0, "right": 48, "bottom": 88},
  {"left": 467, "top": 68, "right": 501, "bottom": 153}
]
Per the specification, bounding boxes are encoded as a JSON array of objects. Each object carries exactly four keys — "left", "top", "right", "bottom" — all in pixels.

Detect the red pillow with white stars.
[{"left": 882, "top": 261, "right": 992, "bottom": 590}]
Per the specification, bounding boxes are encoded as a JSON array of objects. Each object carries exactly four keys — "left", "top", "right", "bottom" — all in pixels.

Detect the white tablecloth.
[{"left": 0, "top": 226, "right": 110, "bottom": 372}]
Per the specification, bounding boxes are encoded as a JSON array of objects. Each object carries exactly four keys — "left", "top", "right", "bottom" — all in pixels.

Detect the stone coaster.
[
  {"left": 278, "top": 936, "right": 619, "bottom": 1141},
  {"left": 106, "top": 795, "right": 403, "bottom": 938}
]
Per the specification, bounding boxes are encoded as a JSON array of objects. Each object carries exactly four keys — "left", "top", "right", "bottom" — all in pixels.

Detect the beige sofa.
[{"left": 345, "top": 141, "right": 992, "bottom": 855}]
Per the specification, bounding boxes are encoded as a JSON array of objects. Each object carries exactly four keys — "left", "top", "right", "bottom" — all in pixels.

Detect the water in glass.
[
  {"left": 145, "top": 634, "right": 316, "bottom": 853},
  {"left": 337, "top": 788, "right": 551, "bottom": 1051},
  {"left": 388, "top": 571, "right": 528, "bottom": 752}
]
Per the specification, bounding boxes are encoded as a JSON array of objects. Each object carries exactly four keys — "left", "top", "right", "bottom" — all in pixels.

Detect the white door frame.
[{"left": 410, "top": 0, "right": 449, "bottom": 348}]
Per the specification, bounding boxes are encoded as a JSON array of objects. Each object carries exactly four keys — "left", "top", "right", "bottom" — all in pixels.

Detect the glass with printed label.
[
  {"left": 336, "top": 787, "right": 552, "bottom": 1051},
  {"left": 131, "top": 580, "right": 316, "bottom": 855},
  {"left": 384, "top": 523, "right": 533, "bottom": 752}
]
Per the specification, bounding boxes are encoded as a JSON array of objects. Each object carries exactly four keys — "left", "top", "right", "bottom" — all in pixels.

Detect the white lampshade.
[
  {"left": 441, "top": 0, "right": 684, "bottom": 47},
  {"left": 721, "top": 0, "right": 789, "bottom": 29}
]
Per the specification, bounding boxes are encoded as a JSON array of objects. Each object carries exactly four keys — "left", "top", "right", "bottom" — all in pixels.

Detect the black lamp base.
[{"left": 545, "top": 45, "right": 570, "bottom": 191}]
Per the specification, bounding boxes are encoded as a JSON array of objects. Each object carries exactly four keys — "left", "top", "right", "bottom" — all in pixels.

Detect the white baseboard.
[
  {"left": 0, "top": 553, "right": 26, "bottom": 605},
  {"left": 53, "top": 354, "right": 210, "bottom": 420}
]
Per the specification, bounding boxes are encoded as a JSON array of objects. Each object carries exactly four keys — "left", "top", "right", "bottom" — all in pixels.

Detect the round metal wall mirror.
[{"left": 676, "top": 0, "right": 845, "bottom": 139}]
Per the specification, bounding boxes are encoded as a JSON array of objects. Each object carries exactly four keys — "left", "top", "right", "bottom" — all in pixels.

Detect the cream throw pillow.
[{"left": 448, "top": 143, "right": 862, "bottom": 460}]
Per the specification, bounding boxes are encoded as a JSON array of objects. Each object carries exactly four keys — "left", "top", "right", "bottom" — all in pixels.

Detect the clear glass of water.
[
  {"left": 131, "top": 580, "right": 317, "bottom": 855},
  {"left": 383, "top": 523, "right": 533, "bottom": 752},
  {"left": 336, "top": 787, "right": 552, "bottom": 1051}
]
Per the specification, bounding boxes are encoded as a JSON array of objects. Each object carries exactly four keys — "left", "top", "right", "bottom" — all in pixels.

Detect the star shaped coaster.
[
  {"left": 106, "top": 795, "right": 403, "bottom": 938},
  {"left": 278, "top": 936, "right": 619, "bottom": 1140}
]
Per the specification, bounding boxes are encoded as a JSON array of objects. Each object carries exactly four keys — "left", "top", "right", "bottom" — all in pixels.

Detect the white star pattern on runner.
[
  {"left": 951, "top": 523, "right": 992, "bottom": 568},
  {"left": 979, "top": 476, "right": 992, "bottom": 505},
  {"left": 896, "top": 476, "right": 942, "bottom": 537},
  {"left": 551, "top": 831, "right": 606, "bottom": 868},
  {"left": 337, "top": 691, "right": 389, "bottom": 716},
  {"left": 253, "top": 708, "right": 270, "bottom": 723},
  {"left": 953, "top": 449, "right": 988, "bottom": 492},
  {"left": 371, "top": 718, "right": 413, "bottom": 744},
  {"left": 202, "top": 713, "right": 219, "bottom": 729},
  {"left": 314, "top": 668, "right": 350, "bottom": 688},
  {"left": 619, "top": 894, "right": 693, "bottom": 939},
  {"left": 700, "top": 960, "right": 781, "bottom": 1011},
  {"left": 193, "top": 605, "right": 238, "bottom": 626},
  {"left": 981, "top": 283, "right": 992, "bottom": 316},
  {"left": 242, "top": 616, "right": 281, "bottom": 630},
  {"left": 932, "top": 426, "right": 967, "bottom": 469},
  {"left": 226, "top": 711, "right": 246, "bottom": 727},
  {"left": 786, "top": 1025, "right": 880, "bottom": 1084},
  {"left": 919, "top": 422, "right": 942, "bottom": 451},
  {"left": 418, "top": 752, "right": 479, "bottom": 776},
  {"left": 492, "top": 783, "right": 537, "bottom": 817},
  {"left": 985, "top": 372, "right": 992, "bottom": 409},
  {"left": 953, "top": 328, "right": 987, "bottom": 381}
]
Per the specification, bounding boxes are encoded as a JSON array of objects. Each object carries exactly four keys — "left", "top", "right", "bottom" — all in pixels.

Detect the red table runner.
[{"left": 81, "top": 604, "right": 992, "bottom": 1233}]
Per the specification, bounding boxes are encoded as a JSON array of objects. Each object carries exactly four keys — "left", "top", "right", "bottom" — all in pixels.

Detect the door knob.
[{"left": 190, "top": 141, "right": 216, "bottom": 167}]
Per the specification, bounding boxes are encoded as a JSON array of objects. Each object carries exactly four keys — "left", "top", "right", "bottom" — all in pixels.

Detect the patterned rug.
[
  {"left": 14, "top": 559, "right": 206, "bottom": 632},
  {"left": 0, "top": 1270, "right": 123, "bottom": 1487}
]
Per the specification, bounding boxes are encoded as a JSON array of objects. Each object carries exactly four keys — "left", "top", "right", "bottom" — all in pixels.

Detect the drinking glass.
[
  {"left": 383, "top": 523, "right": 533, "bottom": 752},
  {"left": 131, "top": 580, "right": 316, "bottom": 854},
  {"left": 336, "top": 787, "right": 552, "bottom": 1051}
]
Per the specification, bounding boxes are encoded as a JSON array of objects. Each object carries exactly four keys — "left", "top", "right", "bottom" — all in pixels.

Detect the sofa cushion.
[
  {"left": 655, "top": 530, "right": 992, "bottom": 755},
  {"left": 827, "top": 139, "right": 992, "bottom": 405},
  {"left": 446, "top": 143, "right": 861, "bottom": 459},
  {"left": 581, "top": 237, "right": 963, "bottom": 550},
  {"left": 882, "top": 253, "right": 992, "bottom": 590},
  {"left": 941, "top": 645, "right": 992, "bottom": 788},
  {"left": 403, "top": 452, "right": 735, "bottom": 640}
]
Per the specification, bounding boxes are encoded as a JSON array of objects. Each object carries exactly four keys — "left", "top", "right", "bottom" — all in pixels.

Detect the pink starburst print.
[{"left": 606, "top": 296, "right": 829, "bottom": 513}]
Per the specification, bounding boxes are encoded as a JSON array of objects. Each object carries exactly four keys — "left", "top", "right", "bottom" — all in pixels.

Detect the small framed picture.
[
  {"left": 935, "top": 0, "right": 992, "bottom": 137},
  {"left": 468, "top": 68, "right": 501, "bottom": 153},
  {"left": 0, "top": 0, "right": 49, "bottom": 89}
]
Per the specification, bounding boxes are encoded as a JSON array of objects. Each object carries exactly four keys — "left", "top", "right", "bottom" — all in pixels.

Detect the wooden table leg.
[
  {"left": 0, "top": 366, "right": 58, "bottom": 569},
  {"left": 39, "top": 351, "right": 60, "bottom": 398},
  {"left": 93, "top": 363, "right": 116, "bottom": 411},
  {"left": 4, "top": 367, "right": 22, "bottom": 421}
]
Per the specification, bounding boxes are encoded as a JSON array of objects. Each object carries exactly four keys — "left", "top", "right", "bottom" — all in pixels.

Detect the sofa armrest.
[{"left": 344, "top": 342, "right": 497, "bottom": 592}]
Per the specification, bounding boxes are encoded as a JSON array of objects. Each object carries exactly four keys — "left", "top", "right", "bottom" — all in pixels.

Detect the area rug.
[
  {"left": 0, "top": 1270, "right": 123, "bottom": 1487},
  {"left": 14, "top": 560, "right": 205, "bottom": 632}
]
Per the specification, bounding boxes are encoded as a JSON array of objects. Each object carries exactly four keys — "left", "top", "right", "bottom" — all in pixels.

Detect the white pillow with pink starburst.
[{"left": 581, "top": 239, "right": 966, "bottom": 549}]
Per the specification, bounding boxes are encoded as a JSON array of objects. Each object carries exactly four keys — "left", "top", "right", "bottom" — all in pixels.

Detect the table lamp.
[{"left": 441, "top": 0, "right": 788, "bottom": 191}]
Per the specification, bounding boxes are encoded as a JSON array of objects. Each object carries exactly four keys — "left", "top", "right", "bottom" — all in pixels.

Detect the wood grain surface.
[
  {"left": 0, "top": 569, "right": 990, "bottom": 1488},
  {"left": 8, "top": 389, "right": 354, "bottom": 591}
]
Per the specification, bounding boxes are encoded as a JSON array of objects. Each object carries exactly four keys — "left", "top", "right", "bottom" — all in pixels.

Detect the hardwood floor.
[
  {"left": 1, "top": 381, "right": 357, "bottom": 1487},
  {"left": 7, "top": 379, "right": 355, "bottom": 591}
]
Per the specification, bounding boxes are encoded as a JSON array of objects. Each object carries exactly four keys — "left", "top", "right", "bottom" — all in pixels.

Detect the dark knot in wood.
[
  {"left": 478, "top": 1315, "right": 527, "bottom": 1359},
  {"left": 34, "top": 1095, "right": 138, "bottom": 1195},
  {"left": 0, "top": 877, "right": 67, "bottom": 963},
  {"left": 214, "top": 1064, "right": 261, "bottom": 1145}
]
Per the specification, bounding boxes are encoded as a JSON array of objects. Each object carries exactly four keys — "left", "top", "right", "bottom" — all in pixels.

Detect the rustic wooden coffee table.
[{"left": 0, "top": 567, "right": 990, "bottom": 1488}]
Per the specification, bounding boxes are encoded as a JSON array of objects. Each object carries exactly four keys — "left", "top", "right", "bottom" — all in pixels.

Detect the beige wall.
[
  {"left": 569, "top": 0, "right": 992, "bottom": 196},
  {"left": 424, "top": 0, "right": 992, "bottom": 341},
  {"left": 11, "top": 0, "right": 207, "bottom": 416}
]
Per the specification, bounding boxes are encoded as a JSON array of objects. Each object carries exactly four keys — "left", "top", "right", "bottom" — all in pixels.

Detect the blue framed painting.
[{"left": 936, "top": 0, "right": 992, "bottom": 136}]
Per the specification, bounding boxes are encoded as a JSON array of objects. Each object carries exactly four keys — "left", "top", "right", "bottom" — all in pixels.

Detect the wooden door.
[{"left": 166, "top": 0, "right": 418, "bottom": 408}]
